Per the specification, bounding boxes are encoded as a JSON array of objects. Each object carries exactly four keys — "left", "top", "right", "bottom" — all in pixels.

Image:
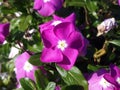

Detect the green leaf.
[
  {"left": 87, "top": 64, "right": 107, "bottom": 72},
  {"left": 62, "top": 85, "right": 84, "bottom": 90},
  {"left": 56, "top": 64, "right": 67, "bottom": 77},
  {"left": 56, "top": 65, "right": 88, "bottom": 90},
  {"left": 20, "top": 78, "right": 36, "bottom": 90},
  {"left": 0, "top": 43, "right": 10, "bottom": 56},
  {"left": 85, "top": 1, "right": 98, "bottom": 12},
  {"left": 45, "top": 82, "right": 56, "bottom": 90},
  {"left": 108, "top": 53, "right": 116, "bottom": 61},
  {"left": 18, "top": 15, "right": 32, "bottom": 31},
  {"left": 109, "top": 40, "right": 120, "bottom": 47},
  {"left": 66, "top": 1, "right": 85, "bottom": 7},
  {"left": 0, "top": 43, "right": 10, "bottom": 62},
  {"left": 13, "top": 88, "right": 24, "bottom": 90},
  {"left": 28, "top": 53, "right": 42, "bottom": 66},
  {"left": 87, "top": 64, "right": 99, "bottom": 71},
  {"left": 85, "top": 0, "right": 98, "bottom": 19},
  {"left": 34, "top": 70, "right": 49, "bottom": 90}
]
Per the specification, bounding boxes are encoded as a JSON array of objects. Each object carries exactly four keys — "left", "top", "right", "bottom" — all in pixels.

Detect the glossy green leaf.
[
  {"left": 109, "top": 40, "right": 120, "bottom": 47},
  {"left": 87, "top": 64, "right": 99, "bottom": 71},
  {"left": 62, "top": 85, "right": 84, "bottom": 90},
  {"left": 28, "top": 53, "right": 42, "bottom": 66},
  {"left": 56, "top": 65, "right": 88, "bottom": 90},
  {"left": 0, "top": 43, "right": 10, "bottom": 56},
  {"left": 18, "top": 15, "right": 32, "bottom": 31},
  {"left": 56, "top": 64, "right": 67, "bottom": 77},
  {"left": 13, "top": 88, "right": 24, "bottom": 90},
  {"left": 20, "top": 78, "right": 36, "bottom": 90},
  {"left": 34, "top": 70, "right": 48, "bottom": 90},
  {"left": 45, "top": 82, "right": 56, "bottom": 90}
]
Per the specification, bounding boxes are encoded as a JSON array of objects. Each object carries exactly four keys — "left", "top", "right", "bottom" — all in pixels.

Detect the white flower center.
[
  {"left": 51, "top": 20, "right": 62, "bottom": 26},
  {"left": 43, "top": 0, "right": 50, "bottom": 3},
  {"left": 57, "top": 40, "right": 68, "bottom": 51},
  {"left": 116, "top": 77, "right": 120, "bottom": 84},
  {"left": 99, "top": 78, "right": 111, "bottom": 89},
  {"left": 23, "top": 61, "right": 33, "bottom": 72}
]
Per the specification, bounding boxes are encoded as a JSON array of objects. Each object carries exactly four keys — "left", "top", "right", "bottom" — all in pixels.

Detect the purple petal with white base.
[{"left": 15, "top": 52, "right": 38, "bottom": 82}]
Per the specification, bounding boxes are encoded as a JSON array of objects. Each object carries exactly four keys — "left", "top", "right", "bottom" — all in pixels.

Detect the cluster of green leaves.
[{"left": 0, "top": 0, "right": 120, "bottom": 90}]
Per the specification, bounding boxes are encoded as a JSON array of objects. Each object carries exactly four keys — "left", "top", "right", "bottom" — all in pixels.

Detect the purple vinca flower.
[
  {"left": 15, "top": 52, "right": 38, "bottom": 85},
  {"left": 40, "top": 22, "right": 88, "bottom": 70},
  {"left": 33, "top": 0, "right": 64, "bottom": 17},
  {"left": 104, "top": 64, "right": 120, "bottom": 89},
  {"left": 0, "top": 23, "right": 10, "bottom": 44},
  {"left": 87, "top": 69, "right": 117, "bottom": 90}
]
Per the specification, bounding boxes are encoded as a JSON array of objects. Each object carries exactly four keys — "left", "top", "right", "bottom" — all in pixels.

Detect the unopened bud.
[{"left": 97, "top": 18, "right": 116, "bottom": 36}]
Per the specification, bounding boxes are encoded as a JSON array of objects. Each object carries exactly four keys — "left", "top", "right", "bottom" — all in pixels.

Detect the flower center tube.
[
  {"left": 23, "top": 61, "right": 33, "bottom": 72},
  {"left": 99, "top": 78, "right": 111, "bottom": 89},
  {"left": 116, "top": 77, "right": 120, "bottom": 84},
  {"left": 57, "top": 40, "right": 68, "bottom": 51},
  {"left": 51, "top": 20, "right": 62, "bottom": 26},
  {"left": 43, "top": 0, "right": 50, "bottom": 3}
]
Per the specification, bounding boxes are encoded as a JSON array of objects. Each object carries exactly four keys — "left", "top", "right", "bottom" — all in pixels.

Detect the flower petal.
[
  {"left": 68, "top": 31, "right": 83, "bottom": 50},
  {"left": 41, "top": 48, "right": 63, "bottom": 63},
  {"left": 0, "top": 34, "right": 5, "bottom": 44},
  {"left": 41, "top": 29, "right": 58, "bottom": 48},
  {"left": 87, "top": 69, "right": 108, "bottom": 84},
  {"left": 57, "top": 48, "right": 78, "bottom": 70},
  {"left": 0, "top": 23, "right": 10, "bottom": 37},
  {"left": 26, "top": 70, "right": 35, "bottom": 81},
  {"left": 38, "top": 2, "right": 55, "bottom": 16},
  {"left": 15, "top": 52, "right": 30, "bottom": 70},
  {"left": 65, "top": 13, "right": 76, "bottom": 23},
  {"left": 53, "top": 14, "right": 63, "bottom": 20},
  {"left": 79, "top": 38, "right": 89, "bottom": 56},
  {"left": 39, "top": 20, "right": 53, "bottom": 33},
  {"left": 119, "top": 0, "right": 120, "bottom": 5},
  {"left": 50, "top": 0, "right": 63, "bottom": 10},
  {"left": 110, "top": 64, "right": 120, "bottom": 78},
  {"left": 33, "top": 0, "right": 43, "bottom": 10},
  {"left": 54, "top": 22, "right": 75, "bottom": 39},
  {"left": 16, "top": 69, "right": 26, "bottom": 81},
  {"left": 104, "top": 73, "right": 117, "bottom": 87}
]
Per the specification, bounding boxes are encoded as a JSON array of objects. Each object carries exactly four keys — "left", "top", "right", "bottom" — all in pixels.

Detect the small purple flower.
[
  {"left": 33, "top": 0, "right": 64, "bottom": 16},
  {"left": 15, "top": 52, "right": 38, "bottom": 84},
  {"left": 104, "top": 64, "right": 120, "bottom": 89},
  {"left": 40, "top": 22, "right": 88, "bottom": 70},
  {"left": 0, "top": 23, "right": 10, "bottom": 44},
  {"left": 87, "top": 69, "right": 116, "bottom": 90}
]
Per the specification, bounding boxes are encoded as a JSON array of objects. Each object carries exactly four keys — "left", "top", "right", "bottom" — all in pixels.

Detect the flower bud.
[{"left": 97, "top": 18, "right": 116, "bottom": 36}]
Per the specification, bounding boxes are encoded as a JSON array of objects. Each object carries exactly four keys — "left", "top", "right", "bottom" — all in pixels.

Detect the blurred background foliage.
[{"left": 0, "top": 0, "right": 120, "bottom": 90}]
